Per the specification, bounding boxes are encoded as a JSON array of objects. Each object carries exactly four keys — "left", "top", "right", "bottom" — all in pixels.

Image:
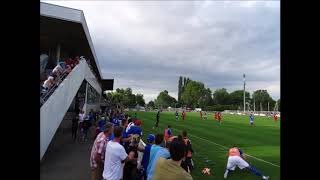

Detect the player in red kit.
[
  {"left": 214, "top": 112, "right": 218, "bottom": 121},
  {"left": 218, "top": 112, "right": 222, "bottom": 124},
  {"left": 273, "top": 113, "right": 278, "bottom": 123},
  {"left": 182, "top": 110, "right": 186, "bottom": 121},
  {"left": 200, "top": 111, "right": 203, "bottom": 120}
]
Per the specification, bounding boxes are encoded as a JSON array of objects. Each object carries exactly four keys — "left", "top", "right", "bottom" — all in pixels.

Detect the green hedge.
[{"left": 203, "top": 105, "right": 238, "bottom": 111}]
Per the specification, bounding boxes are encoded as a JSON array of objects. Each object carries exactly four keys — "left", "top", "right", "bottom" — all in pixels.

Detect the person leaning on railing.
[
  {"left": 65, "top": 64, "right": 72, "bottom": 74},
  {"left": 41, "top": 75, "right": 56, "bottom": 94},
  {"left": 52, "top": 63, "right": 64, "bottom": 85}
]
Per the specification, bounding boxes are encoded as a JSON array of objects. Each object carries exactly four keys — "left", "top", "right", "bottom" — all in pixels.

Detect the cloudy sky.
[{"left": 42, "top": 0, "right": 280, "bottom": 103}]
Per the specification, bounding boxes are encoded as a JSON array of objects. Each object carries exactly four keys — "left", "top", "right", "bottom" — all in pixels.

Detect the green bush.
[{"left": 203, "top": 105, "right": 238, "bottom": 111}]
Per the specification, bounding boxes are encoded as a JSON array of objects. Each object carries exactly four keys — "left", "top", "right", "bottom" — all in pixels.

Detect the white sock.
[{"left": 224, "top": 169, "right": 229, "bottom": 178}]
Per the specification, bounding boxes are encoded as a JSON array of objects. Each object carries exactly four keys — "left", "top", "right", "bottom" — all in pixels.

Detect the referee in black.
[{"left": 153, "top": 110, "right": 160, "bottom": 129}]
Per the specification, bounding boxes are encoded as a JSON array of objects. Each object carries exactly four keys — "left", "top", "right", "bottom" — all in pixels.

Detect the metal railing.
[{"left": 40, "top": 70, "right": 71, "bottom": 107}]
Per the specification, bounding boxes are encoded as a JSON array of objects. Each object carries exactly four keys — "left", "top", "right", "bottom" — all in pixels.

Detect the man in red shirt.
[
  {"left": 200, "top": 111, "right": 203, "bottom": 120},
  {"left": 90, "top": 123, "right": 114, "bottom": 180},
  {"left": 214, "top": 112, "right": 218, "bottom": 121},
  {"left": 182, "top": 111, "right": 186, "bottom": 121}
]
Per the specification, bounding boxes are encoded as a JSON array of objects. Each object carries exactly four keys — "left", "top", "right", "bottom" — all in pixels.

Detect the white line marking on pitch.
[{"left": 171, "top": 127, "right": 280, "bottom": 168}]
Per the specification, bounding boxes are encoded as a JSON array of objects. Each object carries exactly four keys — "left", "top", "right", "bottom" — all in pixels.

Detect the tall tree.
[
  {"left": 198, "top": 88, "right": 213, "bottom": 108},
  {"left": 277, "top": 99, "right": 280, "bottom": 111},
  {"left": 181, "top": 80, "right": 208, "bottom": 108},
  {"left": 107, "top": 87, "right": 140, "bottom": 108},
  {"left": 252, "top": 90, "right": 275, "bottom": 111},
  {"left": 213, "top": 88, "right": 230, "bottom": 105},
  {"left": 178, "top": 76, "right": 183, "bottom": 105},
  {"left": 186, "top": 78, "right": 190, "bottom": 85},
  {"left": 183, "top": 77, "right": 187, "bottom": 87},
  {"left": 136, "top": 94, "right": 145, "bottom": 106},
  {"left": 147, "top": 100, "right": 155, "bottom": 109},
  {"left": 229, "top": 90, "right": 251, "bottom": 109},
  {"left": 155, "top": 90, "right": 177, "bottom": 109}
]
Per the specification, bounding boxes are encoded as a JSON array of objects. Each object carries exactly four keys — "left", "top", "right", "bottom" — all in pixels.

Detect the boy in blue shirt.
[
  {"left": 127, "top": 120, "right": 142, "bottom": 136},
  {"left": 141, "top": 134, "right": 155, "bottom": 180}
]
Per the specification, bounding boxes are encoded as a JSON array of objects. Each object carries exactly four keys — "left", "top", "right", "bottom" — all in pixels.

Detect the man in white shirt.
[
  {"left": 42, "top": 76, "right": 56, "bottom": 92},
  {"left": 52, "top": 64, "right": 63, "bottom": 76},
  {"left": 52, "top": 64, "right": 64, "bottom": 84},
  {"left": 103, "top": 126, "right": 135, "bottom": 180}
]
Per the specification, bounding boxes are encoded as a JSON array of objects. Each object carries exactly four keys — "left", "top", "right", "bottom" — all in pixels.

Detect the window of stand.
[{"left": 87, "top": 83, "right": 100, "bottom": 105}]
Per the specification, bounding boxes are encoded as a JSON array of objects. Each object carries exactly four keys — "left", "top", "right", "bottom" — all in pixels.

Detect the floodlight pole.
[
  {"left": 243, "top": 74, "right": 246, "bottom": 113},
  {"left": 253, "top": 94, "right": 255, "bottom": 113}
]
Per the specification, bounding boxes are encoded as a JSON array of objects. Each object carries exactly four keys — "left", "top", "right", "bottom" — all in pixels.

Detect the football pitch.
[{"left": 128, "top": 111, "right": 280, "bottom": 180}]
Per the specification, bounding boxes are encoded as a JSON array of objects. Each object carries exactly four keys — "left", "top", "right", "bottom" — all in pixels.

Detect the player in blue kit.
[
  {"left": 249, "top": 112, "right": 255, "bottom": 126},
  {"left": 175, "top": 111, "right": 179, "bottom": 121}
]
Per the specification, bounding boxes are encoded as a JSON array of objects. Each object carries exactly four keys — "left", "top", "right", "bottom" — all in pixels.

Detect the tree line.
[
  {"left": 105, "top": 77, "right": 280, "bottom": 112},
  {"left": 147, "top": 76, "right": 280, "bottom": 111},
  {"left": 105, "top": 88, "right": 145, "bottom": 108}
]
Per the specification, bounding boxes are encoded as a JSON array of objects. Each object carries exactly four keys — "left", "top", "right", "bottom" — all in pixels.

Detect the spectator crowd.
[
  {"left": 78, "top": 107, "right": 195, "bottom": 180},
  {"left": 40, "top": 55, "right": 85, "bottom": 103}
]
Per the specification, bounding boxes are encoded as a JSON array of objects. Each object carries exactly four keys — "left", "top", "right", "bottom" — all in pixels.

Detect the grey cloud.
[{"left": 43, "top": 0, "right": 280, "bottom": 102}]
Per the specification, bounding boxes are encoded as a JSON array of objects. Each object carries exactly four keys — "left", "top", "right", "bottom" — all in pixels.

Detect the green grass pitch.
[{"left": 128, "top": 111, "right": 280, "bottom": 180}]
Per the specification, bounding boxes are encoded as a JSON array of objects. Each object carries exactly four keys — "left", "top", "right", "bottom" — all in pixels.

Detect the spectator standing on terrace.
[
  {"left": 120, "top": 119, "right": 130, "bottom": 147},
  {"left": 103, "top": 126, "right": 136, "bottom": 180},
  {"left": 87, "top": 110, "right": 94, "bottom": 130},
  {"left": 52, "top": 63, "right": 64, "bottom": 84},
  {"left": 153, "top": 136, "right": 193, "bottom": 180},
  {"left": 90, "top": 123, "right": 114, "bottom": 180},
  {"left": 181, "top": 131, "right": 194, "bottom": 173},
  {"left": 141, "top": 134, "right": 155, "bottom": 180},
  {"left": 95, "top": 117, "right": 106, "bottom": 139},
  {"left": 64, "top": 58, "right": 72, "bottom": 67},
  {"left": 126, "top": 118, "right": 135, "bottom": 133},
  {"left": 42, "top": 76, "right": 55, "bottom": 92},
  {"left": 111, "top": 116, "right": 120, "bottom": 127},
  {"left": 76, "top": 56, "right": 81, "bottom": 64},
  {"left": 65, "top": 64, "right": 72, "bottom": 74},
  {"left": 71, "top": 115, "right": 79, "bottom": 142},
  {"left": 59, "top": 61, "right": 66, "bottom": 69},
  {"left": 147, "top": 134, "right": 164, "bottom": 176},
  {"left": 147, "top": 137, "right": 171, "bottom": 180},
  {"left": 78, "top": 110, "right": 85, "bottom": 141},
  {"left": 127, "top": 120, "right": 142, "bottom": 137}
]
